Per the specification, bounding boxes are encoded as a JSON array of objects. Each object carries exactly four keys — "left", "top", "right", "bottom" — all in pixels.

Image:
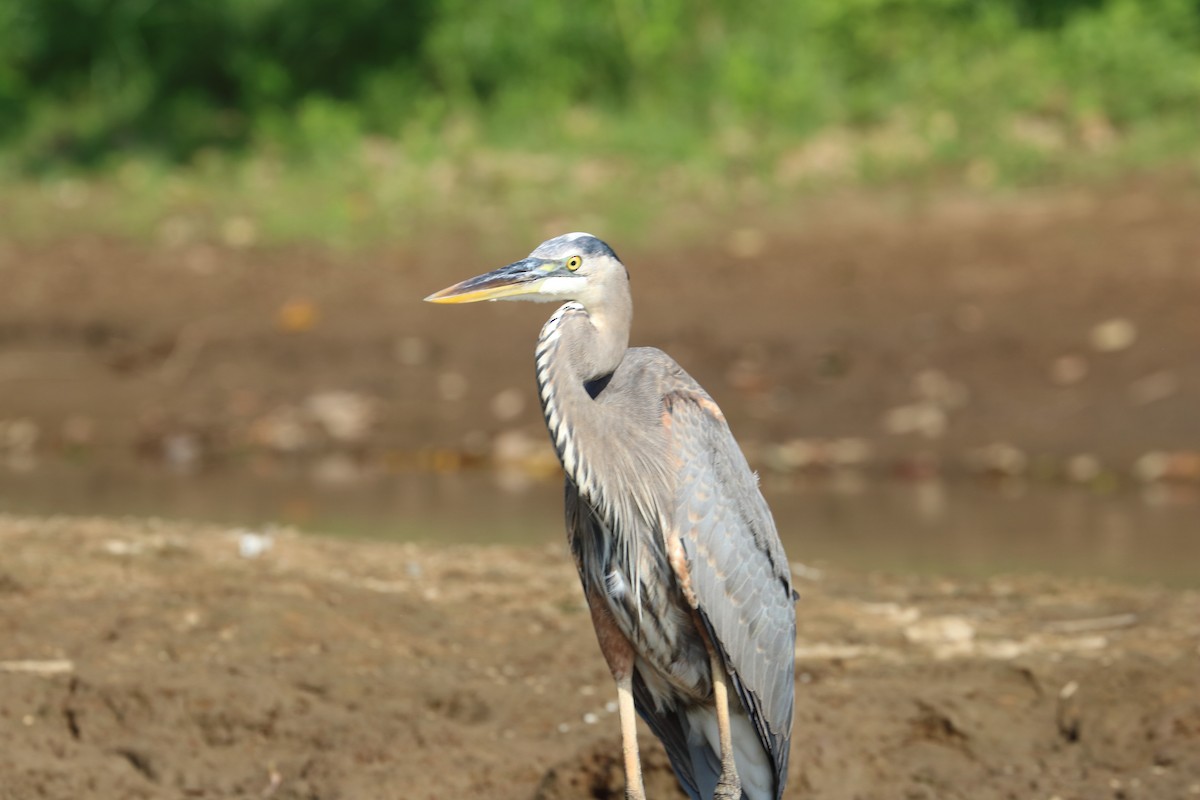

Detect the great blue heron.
[{"left": 426, "top": 233, "right": 796, "bottom": 800}]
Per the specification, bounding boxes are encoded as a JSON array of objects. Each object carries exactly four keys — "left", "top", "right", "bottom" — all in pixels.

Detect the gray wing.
[{"left": 663, "top": 385, "right": 796, "bottom": 797}]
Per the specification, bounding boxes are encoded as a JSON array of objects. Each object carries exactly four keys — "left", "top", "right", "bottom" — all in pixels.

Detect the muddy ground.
[
  {"left": 1, "top": 515, "right": 1198, "bottom": 800},
  {"left": 3, "top": 183, "right": 1200, "bottom": 476},
  {"left": 2, "top": 184, "right": 1200, "bottom": 799}
]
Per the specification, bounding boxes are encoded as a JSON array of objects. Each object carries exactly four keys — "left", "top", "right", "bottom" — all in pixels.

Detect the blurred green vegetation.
[{"left": 1, "top": 0, "right": 1198, "bottom": 243}]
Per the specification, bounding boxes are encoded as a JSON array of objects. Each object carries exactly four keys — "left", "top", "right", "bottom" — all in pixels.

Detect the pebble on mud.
[
  {"left": 1134, "top": 451, "right": 1200, "bottom": 483},
  {"left": 0, "top": 419, "right": 39, "bottom": 454},
  {"left": 791, "top": 562, "right": 825, "bottom": 582},
  {"left": 1127, "top": 371, "right": 1179, "bottom": 406},
  {"left": 1050, "top": 355, "right": 1089, "bottom": 386},
  {"left": 490, "top": 388, "right": 526, "bottom": 421},
  {"left": 912, "top": 369, "right": 970, "bottom": 410},
  {"left": 492, "top": 430, "right": 559, "bottom": 480},
  {"left": 0, "top": 659, "right": 75, "bottom": 675},
  {"left": 904, "top": 616, "right": 976, "bottom": 645},
  {"left": 250, "top": 406, "right": 313, "bottom": 453},
  {"left": 305, "top": 391, "right": 378, "bottom": 444},
  {"left": 163, "top": 432, "right": 202, "bottom": 471},
  {"left": 236, "top": 529, "right": 274, "bottom": 559},
  {"left": 883, "top": 402, "right": 947, "bottom": 439},
  {"left": 966, "top": 443, "right": 1028, "bottom": 477},
  {"left": 764, "top": 437, "right": 874, "bottom": 472},
  {"left": 1089, "top": 318, "right": 1137, "bottom": 353}
]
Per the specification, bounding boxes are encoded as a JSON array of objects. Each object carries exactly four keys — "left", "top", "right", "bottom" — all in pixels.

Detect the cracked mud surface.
[{"left": 2, "top": 515, "right": 1198, "bottom": 799}]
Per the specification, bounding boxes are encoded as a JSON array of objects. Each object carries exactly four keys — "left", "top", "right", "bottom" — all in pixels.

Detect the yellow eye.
[{"left": 566, "top": 255, "right": 582, "bottom": 271}]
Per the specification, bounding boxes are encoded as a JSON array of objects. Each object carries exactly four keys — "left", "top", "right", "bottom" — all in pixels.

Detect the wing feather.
[{"left": 663, "top": 386, "right": 796, "bottom": 797}]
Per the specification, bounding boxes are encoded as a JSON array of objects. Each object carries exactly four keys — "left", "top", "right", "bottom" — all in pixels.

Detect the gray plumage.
[{"left": 426, "top": 233, "right": 796, "bottom": 800}]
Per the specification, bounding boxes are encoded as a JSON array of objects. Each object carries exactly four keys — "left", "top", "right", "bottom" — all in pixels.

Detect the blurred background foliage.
[{"left": 1, "top": 0, "right": 1198, "bottom": 242}]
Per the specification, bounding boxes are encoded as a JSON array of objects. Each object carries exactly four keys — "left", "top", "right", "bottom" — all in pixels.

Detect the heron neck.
[{"left": 535, "top": 297, "right": 631, "bottom": 490}]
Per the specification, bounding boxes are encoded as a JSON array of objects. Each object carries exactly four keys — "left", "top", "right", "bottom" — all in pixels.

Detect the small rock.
[
  {"left": 1090, "top": 318, "right": 1137, "bottom": 353},
  {"left": 163, "top": 432, "right": 201, "bottom": 471},
  {"left": 236, "top": 529, "right": 274, "bottom": 559},
  {"left": 1133, "top": 451, "right": 1170, "bottom": 483},
  {"left": 905, "top": 616, "right": 976, "bottom": 645},
  {"left": 966, "top": 443, "right": 1027, "bottom": 477},
  {"left": 1137, "top": 451, "right": 1200, "bottom": 482},
  {"left": 1056, "top": 681, "right": 1081, "bottom": 741},
  {"left": 790, "top": 562, "right": 824, "bottom": 582},
  {"left": 305, "top": 391, "right": 378, "bottom": 444},
  {"left": 0, "top": 419, "right": 39, "bottom": 454},
  {"left": 883, "top": 402, "right": 947, "bottom": 439},
  {"left": 0, "top": 660, "right": 74, "bottom": 675},
  {"left": 829, "top": 437, "right": 873, "bottom": 467},
  {"left": 250, "top": 406, "right": 312, "bottom": 453},
  {"left": 493, "top": 429, "right": 545, "bottom": 465},
  {"left": 490, "top": 388, "right": 526, "bottom": 421},
  {"left": 1127, "top": 371, "right": 1179, "bottom": 406},
  {"left": 912, "top": 369, "right": 969, "bottom": 410},
  {"left": 492, "top": 430, "right": 560, "bottom": 482},
  {"left": 766, "top": 439, "right": 821, "bottom": 471},
  {"left": 1050, "top": 355, "right": 1089, "bottom": 386},
  {"left": 862, "top": 602, "right": 921, "bottom": 625}
]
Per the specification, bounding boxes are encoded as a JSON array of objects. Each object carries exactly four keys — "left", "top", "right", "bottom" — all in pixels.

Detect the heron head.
[{"left": 424, "top": 232, "right": 627, "bottom": 306}]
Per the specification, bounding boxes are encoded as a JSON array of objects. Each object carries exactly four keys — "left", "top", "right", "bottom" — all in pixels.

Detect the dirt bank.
[
  {"left": 2, "top": 515, "right": 1198, "bottom": 799},
  {"left": 3, "top": 184, "right": 1200, "bottom": 480}
]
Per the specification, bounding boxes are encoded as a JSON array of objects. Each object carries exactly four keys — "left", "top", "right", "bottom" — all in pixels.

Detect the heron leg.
[
  {"left": 586, "top": 591, "right": 646, "bottom": 800},
  {"left": 616, "top": 673, "right": 647, "bottom": 800},
  {"left": 709, "top": 649, "right": 742, "bottom": 800}
]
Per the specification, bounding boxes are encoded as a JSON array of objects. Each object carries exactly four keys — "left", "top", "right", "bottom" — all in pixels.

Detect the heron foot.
[{"left": 714, "top": 773, "right": 743, "bottom": 800}]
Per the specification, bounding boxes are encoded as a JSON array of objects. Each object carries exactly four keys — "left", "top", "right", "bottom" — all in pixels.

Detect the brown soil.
[
  {"left": 2, "top": 515, "right": 1198, "bottom": 800},
  {"left": 3, "top": 183, "right": 1200, "bottom": 799},
  {"left": 3, "top": 182, "right": 1200, "bottom": 475}
]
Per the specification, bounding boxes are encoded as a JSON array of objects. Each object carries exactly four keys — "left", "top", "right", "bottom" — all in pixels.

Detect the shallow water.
[{"left": 1, "top": 463, "right": 1196, "bottom": 587}]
